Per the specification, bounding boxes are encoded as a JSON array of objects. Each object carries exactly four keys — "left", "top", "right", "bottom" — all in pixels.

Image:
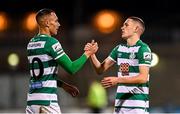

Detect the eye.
[{"left": 54, "top": 19, "right": 58, "bottom": 22}]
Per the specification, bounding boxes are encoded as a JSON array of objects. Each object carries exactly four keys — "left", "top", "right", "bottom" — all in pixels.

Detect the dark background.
[{"left": 0, "top": 0, "right": 180, "bottom": 113}]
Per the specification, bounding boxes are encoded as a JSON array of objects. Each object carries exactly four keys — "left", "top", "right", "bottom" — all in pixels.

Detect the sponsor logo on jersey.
[
  {"left": 129, "top": 52, "right": 136, "bottom": 59},
  {"left": 143, "top": 52, "right": 151, "bottom": 61},
  {"left": 118, "top": 53, "right": 122, "bottom": 57},
  {"left": 119, "top": 63, "right": 129, "bottom": 76},
  {"left": 52, "top": 43, "right": 62, "bottom": 52},
  {"left": 27, "top": 41, "right": 46, "bottom": 49},
  {"left": 30, "top": 81, "right": 43, "bottom": 89}
]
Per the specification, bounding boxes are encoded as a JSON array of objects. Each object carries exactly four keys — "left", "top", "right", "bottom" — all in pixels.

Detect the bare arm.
[
  {"left": 84, "top": 40, "right": 115, "bottom": 74},
  {"left": 90, "top": 54, "right": 115, "bottom": 75},
  {"left": 101, "top": 65, "right": 149, "bottom": 88},
  {"left": 57, "top": 80, "right": 79, "bottom": 97},
  {"left": 118, "top": 65, "right": 149, "bottom": 83}
]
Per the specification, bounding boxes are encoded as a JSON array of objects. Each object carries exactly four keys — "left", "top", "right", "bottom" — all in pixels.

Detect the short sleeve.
[
  {"left": 137, "top": 46, "right": 152, "bottom": 66},
  {"left": 46, "top": 38, "right": 65, "bottom": 60},
  {"left": 108, "top": 45, "right": 119, "bottom": 62}
]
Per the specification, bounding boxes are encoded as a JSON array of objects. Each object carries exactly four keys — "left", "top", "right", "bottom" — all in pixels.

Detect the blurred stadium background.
[{"left": 0, "top": 0, "right": 179, "bottom": 113}]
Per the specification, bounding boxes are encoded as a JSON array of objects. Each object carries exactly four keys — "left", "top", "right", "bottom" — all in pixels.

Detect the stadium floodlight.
[
  {"left": 24, "top": 12, "right": 37, "bottom": 31},
  {"left": 151, "top": 52, "right": 159, "bottom": 67},
  {"left": 93, "top": 10, "right": 122, "bottom": 34},
  {"left": 0, "top": 12, "right": 8, "bottom": 31},
  {"left": 8, "top": 53, "right": 19, "bottom": 67}
]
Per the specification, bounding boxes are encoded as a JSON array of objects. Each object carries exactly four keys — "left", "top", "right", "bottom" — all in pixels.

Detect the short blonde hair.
[{"left": 128, "top": 16, "right": 145, "bottom": 34}]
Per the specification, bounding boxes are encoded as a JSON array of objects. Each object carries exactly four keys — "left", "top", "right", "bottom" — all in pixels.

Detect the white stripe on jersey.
[
  {"left": 27, "top": 93, "right": 57, "bottom": 101},
  {"left": 28, "top": 54, "right": 53, "bottom": 63},
  {"left": 42, "top": 80, "right": 57, "bottom": 88},
  {"left": 57, "top": 50, "right": 63, "bottom": 54},
  {"left": 27, "top": 41, "right": 46, "bottom": 50},
  {"left": 118, "top": 72, "right": 139, "bottom": 77},
  {"left": 108, "top": 56, "right": 116, "bottom": 62},
  {"left": 117, "top": 45, "right": 141, "bottom": 53},
  {"left": 55, "top": 52, "right": 65, "bottom": 60},
  {"left": 117, "top": 58, "right": 139, "bottom": 66},
  {"left": 30, "top": 67, "right": 58, "bottom": 76},
  {"left": 115, "top": 99, "right": 149, "bottom": 107},
  {"left": 117, "top": 86, "right": 149, "bottom": 94}
]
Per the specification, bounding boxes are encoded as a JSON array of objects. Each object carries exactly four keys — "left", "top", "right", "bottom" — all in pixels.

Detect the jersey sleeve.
[
  {"left": 46, "top": 37, "right": 88, "bottom": 75},
  {"left": 46, "top": 38, "right": 65, "bottom": 60},
  {"left": 137, "top": 46, "right": 152, "bottom": 67},
  {"left": 56, "top": 53, "right": 87, "bottom": 75},
  {"left": 108, "top": 45, "right": 119, "bottom": 62}
]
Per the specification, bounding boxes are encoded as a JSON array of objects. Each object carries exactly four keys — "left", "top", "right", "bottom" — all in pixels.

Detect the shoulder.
[
  {"left": 45, "top": 37, "right": 63, "bottom": 52},
  {"left": 44, "top": 37, "right": 62, "bottom": 48},
  {"left": 46, "top": 36, "right": 60, "bottom": 44},
  {"left": 138, "top": 40, "right": 151, "bottom": 52},
  {"left": 110, "top": 45, "right": 120, "bottom": 53},
  {"left": 114, "top": 44, "right": 120, "bottom": 49},
  {"left": 113, "top": 44, "right": 124, "bottom": 50},
  {"left": 28, "top": 37, "right": 36, "bottom": 43},
  {"left": 112, "top": 43, "right": 128, "bottom": 53}
]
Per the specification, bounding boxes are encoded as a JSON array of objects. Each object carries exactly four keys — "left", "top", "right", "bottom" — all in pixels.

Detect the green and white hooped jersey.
[
  {"left": 27, "top": 34, "right": 65, "bottom": 106},
  {"left": 109, "top": 40, "right": 152, "bottom": 112}
]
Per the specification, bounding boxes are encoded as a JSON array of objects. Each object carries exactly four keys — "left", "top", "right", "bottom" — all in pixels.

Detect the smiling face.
[
  {"left": 46, "top": 12, "right": 60, "bottom": 35},
  {"left": 121, "top": 19, "right": 137, "bottom": 40}
]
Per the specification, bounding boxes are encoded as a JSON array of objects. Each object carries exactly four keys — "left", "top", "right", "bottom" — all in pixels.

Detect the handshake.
[{"left": 84, "top": 40, "right": 98, "bottom": 58}]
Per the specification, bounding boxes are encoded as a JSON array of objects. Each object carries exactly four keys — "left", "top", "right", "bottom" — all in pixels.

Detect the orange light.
[
  {"left": 0, "top": 12, "right": 8, "bottom": 31},
  {"left": 25, "top": 13, "right": 37, "bottom": 31},
  {"left": 93, "top": 10, "right": 122, "bottom": 34},
  {"left": 97, "top": 13, "right": 115, "bottom": 29}
]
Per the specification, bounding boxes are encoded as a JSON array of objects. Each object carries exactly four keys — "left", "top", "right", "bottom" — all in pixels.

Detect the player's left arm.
[{"left": 57, "top": 80, "right": 79, "bottom": 97}]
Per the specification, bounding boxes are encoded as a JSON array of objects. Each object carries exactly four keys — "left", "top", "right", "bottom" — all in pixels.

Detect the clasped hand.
[{"left": 84, "top": 40, "right": 98, "bottom": 56}]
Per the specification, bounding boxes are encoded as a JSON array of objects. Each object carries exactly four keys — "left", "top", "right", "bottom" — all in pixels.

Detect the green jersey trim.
[
  {"left": 27, "top": 100, "right": 58, "bottom": 106},
  {"left": 116, "top": 93, "right": 149, "bottom": 101}
]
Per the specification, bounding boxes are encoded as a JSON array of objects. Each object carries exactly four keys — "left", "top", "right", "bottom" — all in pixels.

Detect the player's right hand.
[
  {"left": 84, "top": 40, "right": 98, "bottom": 57},
  {"left": 62, "top": 82, "right": 80, "bottom": 97}
]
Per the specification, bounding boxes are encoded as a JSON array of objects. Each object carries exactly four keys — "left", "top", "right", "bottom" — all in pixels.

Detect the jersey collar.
[
  {"left": 37, "top": 34, "right": 50, "bottom": 37},
  {"left": 127, "top": 39, "right": 142, "bottom": 47}
]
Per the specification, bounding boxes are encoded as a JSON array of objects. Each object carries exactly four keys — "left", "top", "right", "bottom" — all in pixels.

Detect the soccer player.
[
  {"left": 26, "top": 8, "right": 98, "bottom": 113},
  {"left": 86, "top": 16, "right": 152, "bottom": 114}
]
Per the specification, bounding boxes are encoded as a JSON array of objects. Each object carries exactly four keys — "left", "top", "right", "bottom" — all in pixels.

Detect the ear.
[
  {"left": 44, "top": 20, "right": 49, "bottom": 28},
  {"left": 134, "top": 26, "right": 139, "bottom": 33}
]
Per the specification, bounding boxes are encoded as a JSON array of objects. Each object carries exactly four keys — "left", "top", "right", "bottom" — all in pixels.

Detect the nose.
[
  {"left": 121, "top": 25, "right": 125, "bottom": 30},
  {"left": 121, "top": 26, "right": 123, "bottom": 30},
  {"left": 58, "top": 22, "right": 60, "bottom": 27}
]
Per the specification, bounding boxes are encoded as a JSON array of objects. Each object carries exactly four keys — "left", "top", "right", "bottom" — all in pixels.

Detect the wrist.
[
  {"left": 90, "top": 54, "right": 95, "bottom": 57},
  {"left": 84, "top": 52, "right": 91, "bottom": 58},
  {"left": 117, "top": 77, "right": 122, "bottom": 84},
  {"left": 57, "top": 80, "right": 64, "bottom": 87}
]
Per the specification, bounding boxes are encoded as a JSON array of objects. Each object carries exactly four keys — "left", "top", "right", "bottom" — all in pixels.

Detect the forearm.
[
  {"left": 57, "top": 53, "right": 88, "bottom": 75},
  {"left": 57, "top": 80, "right": 69, "bottom": 89},
  {"left": 118, "top": 74, "right": 148, "bottom": 84},
  {"left": 57, "top": 80, "right": 64, "bottom": 87},
  {"left": 90, "top": 54, "right": 104, "bottom": 74}
]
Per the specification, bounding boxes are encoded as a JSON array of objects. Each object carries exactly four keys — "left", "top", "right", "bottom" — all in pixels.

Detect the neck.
[
  {"left": 127, "top": 35, "right": 140, "bottom": 46},
  {"left": 39, "top": 27, "right": 51, "bottom": 37}
]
